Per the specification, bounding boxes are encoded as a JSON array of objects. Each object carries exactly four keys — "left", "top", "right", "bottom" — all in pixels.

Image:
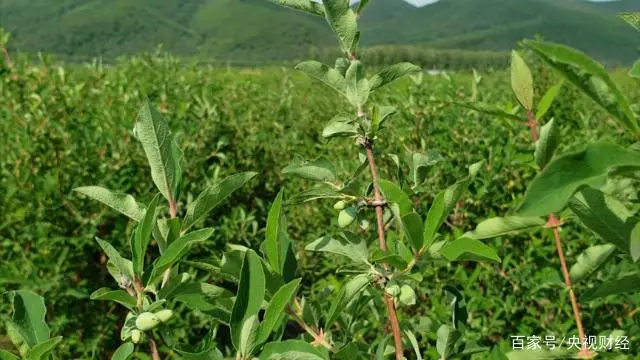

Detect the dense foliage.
[{"left": 1, "top": 4, "right": 640, "bottom": 357}]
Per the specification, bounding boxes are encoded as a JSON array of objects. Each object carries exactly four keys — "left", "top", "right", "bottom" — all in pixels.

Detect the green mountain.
[{"left": 1, "top": 0, "right": 638, "bottom": 65}]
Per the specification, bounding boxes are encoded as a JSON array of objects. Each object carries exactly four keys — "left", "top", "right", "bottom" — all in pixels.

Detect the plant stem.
[
  {"left": 149, "top": 338, "right": 161, "bottom": 360},
  {"left": 547, "top": 214, "right": 591, "bottom": 357},
  {"left": 286, "top": 306, "right": 335, "bottom": 351},
  {"left": 526, "top": 110, "right": 538, "bottom": 142},
  {"left": 363, "top": 142, "right": 405, "bottom": 360}
]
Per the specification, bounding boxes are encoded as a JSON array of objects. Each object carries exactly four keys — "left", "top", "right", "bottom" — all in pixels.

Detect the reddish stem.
[
  {"left": 527, "top": 110, "right": 538, "bottom": 142},
  {"left": 547, "top": 215, "right": 592, "bottom": 357},
  {"left": 364, "top": 143, "right": 405, "bottom": 360},
  {"left": 149, "top": 338, "right": 160, "bottom": 360}
]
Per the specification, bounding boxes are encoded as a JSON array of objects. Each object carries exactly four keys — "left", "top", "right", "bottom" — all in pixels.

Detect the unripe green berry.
[
  {"left": 135, "top": 312, "right": 160, "bottom": 331},
  {"left": 338, "top": 206, "right": 357, "bottom": 228},
  {"left": 155, "top": 309, "right": 173, "bottom": 323},
  {"left": 131, "top": 329, "right": 142, "bottom": 344},
  {"left": 333, "top": 200, "right": 347, "bottom": 210},
  {"left": 385, "top": 281, "right": 401, "bottom": 297},
  {"left": 399, "top": 285, "right": 416, "bottom": 306}
]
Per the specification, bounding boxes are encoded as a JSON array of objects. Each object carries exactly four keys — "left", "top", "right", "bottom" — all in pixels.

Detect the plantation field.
[{"left": 1, "top": 47, "right": 640, "bottom": 359}]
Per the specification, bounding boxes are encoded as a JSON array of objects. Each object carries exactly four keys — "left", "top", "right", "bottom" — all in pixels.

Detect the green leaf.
[
  {"left": 322, "top": 114, "right": 357, "bottom": 138},
  {"left": 523, "top": 40, "right": 639, "bottom": 134},
  {"left": 404, "top": 330, "right": 423, "bottom": 360},
  {"left": 150, "top": 228, "right": 214, "bottom": 284},
  {"left": 0, "top": 350, "right": 19, "bottom": 360},
  {"left": 510, "top": 50, "right": 534, "bottom": 110},
  {"left": 268, "top": 0, "right": 324, "bottom": 17},
  {"left": 6, "top": 291, "right": 49, "bottom": 353},
  {"left": 631, "top": 222, "right": 640, "bottom": 262},
  {"left": 436, "top": 324, "right": 461, "bottom": 359},
  {"left": 230, "top": 250, "right": 265, "bottom": 353},
  {"left": 402, "top": 212, "right": 424, "bottom": 251},
  {"left": 325, "top": 273, "right": 370, "bottom": 326},
  {"left": 453, "top": 101, "right": 523, "bottom": 122},
  {"left": 321, "top": 0, "right": 358, "bottom": 55},
  {"left": 89, "top": 288, "right": 136, "bottom": 309},
  {"left": 132, "top": 193, "right": 161, "bottom": 276},
  {"left": 569, "top": 187, "right": 636, "bottom": 253},
  {"left": 73, "top": 186, "right": 146, "bottom": 221},
  {"left": 295, "top": 61, "right": 346, "bottom": 95},
  {"left": 260, "top": 340, "right": 329, "bottom": 360},
  {"left": 95, "top": 238, "right": 135, "bottom": 284},
  {"left": 569, "top": 244, "right": 617, "bottom": 283},
  {"left": 282, "top": 157, "right": 336, "bottom": 182},
  {"left": 630, "top": 60, "right": 640, "bottom": 79},
  {"left": 305, "top": 232, "right": 369, "bottom": 264},
  {"left": 378, "top": 179, "right": 413, "bottom": 216},
  {"left": 369, "top": 62, "right": 421, "bottom": 92},
  {"left": 370, "top": 105, "right": 397, "bottom": 135},
  {"left": 440, "top": 238, "right": 500, "bottom": 263},
  {"left": 183, "top": 172, "right": 257, "bottom": 231},
  {"left": 263, "top": 189, "right": 297, "bottom": 281},
  {"left": 257, "top": 278, "right": 301, "bottom": 345},
  {"left": 410, "top": 150, "right": 443, "bottom": 188},
  {"left": 344, "top": 60, "right": 369, "bottom": 107},
  {"left": 111, "top": 342, "right": 134, "bottom": 360},
  {"left": 582, "top": 275, "right": 640, "bottom": 300},
  {"left": 25, "top": 336, "right": 62, "bottom": 360},
  {"left": 287, "top": 185, "right": 342, "bottom": 204},
  {"left": 462, "top": 216, "right": 545, "bottom": 240},
  {"left": 135, "top": 100, "right": 181, "bottom": 204},
  {"left": 238, "top": 314, "right": 260, "bottom": 357},
  {"left": 423, "top": 179, "right": 471, "bottom": 249},
  {"left": 516, "top": 142, "right": 640, "bottom": 217},
  {"left": 535, "top": 81, "right": 564, "bottom": 120},
  {"left": 534, "top": 118, "right": 559, "bottom": 169}
]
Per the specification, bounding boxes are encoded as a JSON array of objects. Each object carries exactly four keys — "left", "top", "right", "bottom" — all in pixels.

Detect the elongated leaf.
[
  {"left": 516, "top": 142, "right": 640, "bottom": 217},
  {"left": 344, "top": 60, "right": 369, "bottom": 106},
  {"left": 260, "top": 340, "right": 328, "bottom": 360},
  {"left": 295, "top": 61, "right": 346, "bottom": 95},
  {"left": 582, "top": 275, "right": 640, "bottom": 300},
  {"left": 268, "top": 0, "right": 324, "bottom": 16},
  {"left": 322, "top": 0, "right": 358, "bottom": 54},
  {"left": 325, "top": 273, "right": 370, "bottom": 326},
  {"left": 174, "top": 343, "right": 224, "bottom": 360},
  {"left": 96, "top": 238, "right": 134, "bottom": 283},
  {"left": 405, "top": 330, "right": 423, "bottom": 360},
  {"left": 257, "top": 279, "right": 301, "bottom": 345},
  {"left": 535, "top": 81, "right": 564, "bottom": 120},
  {"left": 230, "top": 250, "right": 265, "bottom": 352},
  {"left": 631, "top": 222, "right": 640, "bottom": 262},
  {"left": 111, "top": 342, "right": 134, "bottom": 360},
  {"left": 305, "top": 233, "right": 368, "bottom": 264},
  {"left": 463, "top": 216, "right": 545, "bottom": 240},
  {"left": 322, "top": 114, "right": 357, "bottom": 138},
  {"left": 73, "top": 186, "right": 146, "bottom": 221},
  {"left": 282, "top": 157, "right": 336, "bottom": 182},
  {"left": 287, "top": 185, "right": 342, "bottom": 204},
  {"left": 410, "top": 151, "right": 443, "bottom": 188},
  {"left": 524, "top": 40, "right": 639, "bottom": 134},
  {"left": 7, "top": 291, "right": 49, "bottom": 349},
  {"left": 369, "top": 63, "right": 421, "bottom": 92},
  {"left": 534, "top": 118, "right": 559, "bottom": 169},
  {"left": 0, "top": 350, "right": 19, "bottom": 360},
  {"left": 569, "top": 244, "right": 616, "bottom": 283},
  {"left": 569, "top": 187, "right": 635, "bottom": 252},
  {"left": 150, "top": 228, "right": 214, "bottom": 284},
  {"left": 423, "top": 179, "right": 470, "bottom": 249},
  {"left": 132, "top": 193, "right": 160, "bottom": 276},
  {"left": 183, "top": 172, "right": 257, "bottom": 231},
  {"left": 510, "top": 50, "right": 533, "bottom": 110},
  {"left": 263, "top": 189, "right": 297, "bottom": 282},
  {"left": 378, "top": 179, "right": 412, "bottom": 216},
  {"left": 402, "top": 212, "right": 424, "bottom": 251},
  {"left": 89, "top": 288, "right": 136, "bottom": 309},
  {"left": 630, "top": 60, "right": 640, "bottom": 79},
  {"left": 25, "top": 336, "right": 62, "bottom": 360},
  {"left": 135, "top": 101, "right": 181, "bottom": 203},
  {"left": 436, "top": 325, "right": 460, "bottom": 359},
  {"left": 238, "top": 315, "right": 260, "bottom": 357},
  {"left": 453, "top": 101, "right": 523, "bottom": 122},
  {"left": 440, "top": 238, "right": 500, "bottom": 263}
]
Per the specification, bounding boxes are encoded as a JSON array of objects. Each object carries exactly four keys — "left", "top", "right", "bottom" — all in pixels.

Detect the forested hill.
[{"left": 1, "top": 0, "right": 639, "bottom": 65}]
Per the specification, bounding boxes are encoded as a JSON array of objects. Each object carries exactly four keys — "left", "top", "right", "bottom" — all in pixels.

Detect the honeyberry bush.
[{"left": 1, "top": 4, "right": 640, "bottom": 359}]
